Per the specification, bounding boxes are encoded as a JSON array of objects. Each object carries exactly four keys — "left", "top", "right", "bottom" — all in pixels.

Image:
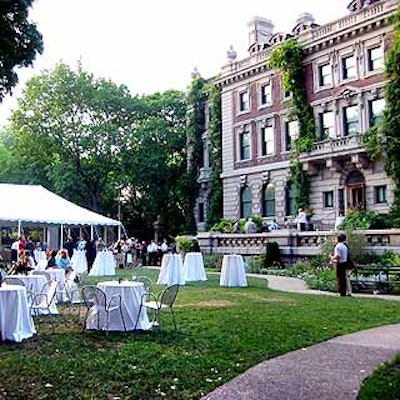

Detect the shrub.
[
  {"left": 210, "top": 219, "right": 233, "bottom": 233},
  {"left": 175, "top": 236, "right": 193, "bottom": 253},
  {"left": 203, "top": 253, "right": 223, "bottom": 271},
  {"left": 263, "top": 242, "right": 282, "bottom": 268}
]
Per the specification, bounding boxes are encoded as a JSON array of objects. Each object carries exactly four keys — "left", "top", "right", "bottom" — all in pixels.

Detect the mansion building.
[{"left": 195, "top": 0, "right": 398, "bottom": 231}]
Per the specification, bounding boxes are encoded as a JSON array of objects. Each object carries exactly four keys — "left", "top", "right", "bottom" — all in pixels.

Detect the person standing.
[
  {"left": 64, "top": 235, "right": 75, "bottom": 258},
  {"left": 296, "top": 208, "right": 308, "bottom": 232},
  {"left": 330, "top": 233, "right": 348, "bottom": 297}
]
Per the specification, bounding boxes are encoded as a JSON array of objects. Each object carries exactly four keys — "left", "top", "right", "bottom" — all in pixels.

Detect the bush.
[
  {"left": 175, "top": 236, "right": 193, "bottom": 253},
  {"left": 341, "top": 210, "right": 393, "bottom": 230},
  {"left": 263, "top": 242, "right": 282, "bottom": 268},
  {"left": 203, "top": 253, "right": 223, "bottom": 271},
  {"left": 305, "top": 268, "right": 337, "bottom": 292},
  {"left": 210, "top": 219, "right": 233, "bottom": 233}
]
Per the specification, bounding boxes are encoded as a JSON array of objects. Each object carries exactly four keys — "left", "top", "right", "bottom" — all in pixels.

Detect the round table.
[
  {"left": 86, "top": 281, "right": 151, "bottom": 331},
  {"left": 0, "top": 285, "right": 36, "bottom": 342},
  {"left": 220, "top": 255, "right": 248, "bottom": 287},
  {"left": 157, "top": 254, "right": 185, "bottom": 285},
  {"left": 183, "top": 252, "right": 207, "bottom": 282},
  {"left": 89, "top": 251, "right": 116, "bottom": 276}
]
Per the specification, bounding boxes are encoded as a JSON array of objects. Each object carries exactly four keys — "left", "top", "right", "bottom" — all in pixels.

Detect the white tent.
[{"left": 0, "top": 184, "right": 121, "bottom": 226}]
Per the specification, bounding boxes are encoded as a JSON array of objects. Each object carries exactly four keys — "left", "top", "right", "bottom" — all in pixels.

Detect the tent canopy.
[{"left": 0, "top": 184, "right": 121, "bottom": 226}]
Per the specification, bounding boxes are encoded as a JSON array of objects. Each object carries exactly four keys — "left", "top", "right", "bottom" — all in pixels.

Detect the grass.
[
  {"left": 359, "top": 353, "right": 400, "bottom": 400},
  {"left": 1, "top": 268, "right": 400, "bottom": 399}
]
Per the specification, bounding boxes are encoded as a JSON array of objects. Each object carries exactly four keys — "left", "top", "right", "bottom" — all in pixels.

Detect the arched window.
[
  {"left": 240, "top": 187, "right": 252, "bottom": 218},
  {"left": 285, "top": 183, "right": 297, "bottom": 216},
  {"left": 262, "top": 184, "right": 275, "bottom": 217}
]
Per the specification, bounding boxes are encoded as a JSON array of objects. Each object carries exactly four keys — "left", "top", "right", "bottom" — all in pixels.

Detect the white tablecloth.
[
  {"left": 71, "top": 250, "right": 88, "bottom": 274},
  {"left": 0, "top": 285, "right": 36, "bottom": 342},
  {"left": 89, "top": 251, "right": 116, "bottom": 276},
  {"left": 220, "top": 255, "right": 248, "bottom": 287},
  {"left": 157, "top": 254, "right": 185, "bottom": 285},
  {"left": 86, "top": 281, "right": 151, "bottom": 331},
  {"left": 183, "top": 252, "right": 207, "bottom": 282},
  {"left": 11, "top": 274, "right": 59, "bottom": 314}
]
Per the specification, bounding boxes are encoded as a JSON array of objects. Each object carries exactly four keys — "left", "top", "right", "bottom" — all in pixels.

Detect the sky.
[{"left": 0, "top": 0, "right": 351, "bottom": 126}]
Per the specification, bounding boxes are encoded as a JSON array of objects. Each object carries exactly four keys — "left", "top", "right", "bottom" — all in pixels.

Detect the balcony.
[{"left": 300, "top": 134, "right": 369, "bottom": 174}]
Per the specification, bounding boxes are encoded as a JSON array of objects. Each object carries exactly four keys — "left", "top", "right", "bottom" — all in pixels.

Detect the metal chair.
[
  {"left": 30, "top": 280, "right": 58, "bottom": 332},
  {"left": 1, "top": 276, "right": 25, "bottom": 287},
  {"left": 82, "top": 285, "right": 97, "bottom": 330},
  {"left": 92, "top": 287, "right": 126, "bottom": 333},
  {"left": 135, "top": 284, "right": 179, "bottom": 331},
  {"left": 32, "top": 270, "right": 51, "bottom": 281},
  {"left": 134, "top": 276, "right": 153, "bottom": 294}
]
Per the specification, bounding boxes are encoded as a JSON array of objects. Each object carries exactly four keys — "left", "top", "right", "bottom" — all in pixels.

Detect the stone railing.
[
  {"left": 197, "top": 229, "right": 400, "bottom": 262},
  {"left": 308, "top": 135, "right": 363, "bottom": 156}
]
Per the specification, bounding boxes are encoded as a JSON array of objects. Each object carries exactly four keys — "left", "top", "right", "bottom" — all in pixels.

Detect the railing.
[
  {"left": 308, "top": 135, "right": 363, "bottom": 156},
  {"left": 197, "top": 229, "right": 400, "bottom": 261}
]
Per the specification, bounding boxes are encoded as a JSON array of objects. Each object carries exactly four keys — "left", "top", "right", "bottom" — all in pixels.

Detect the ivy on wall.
[
  {"left": 184, "top": 75, "right": 207, "bottom": 234},
  {"left": 206, "top": 83, "right": 223, "bottom": 228},
  {"left": 364, "top": 6, "right": 400, "bottom": 224},
  {"left": 269, "top": 39, "right": 316, "bottom": 209}
]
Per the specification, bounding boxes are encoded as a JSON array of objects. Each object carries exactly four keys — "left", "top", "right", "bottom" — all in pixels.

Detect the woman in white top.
[{"left": 296, "top": 208, "right": 308, "bottom": 232}]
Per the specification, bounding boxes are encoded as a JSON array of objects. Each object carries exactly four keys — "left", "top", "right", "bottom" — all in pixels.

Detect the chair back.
[
  {"left": 0, "top": 268, "right": 6, "bottom": 280},
  {"left": 82, "top": 285, "right": 96, "bottom": 309},
  {"left": 32, "top": 270, "right": 51, "bottom": 281},
  {"left": 46, "top": 281, "right": 58, "bottom": 305},
  {"left": 135, "top": 276, "right": 153, "bottom": 293},
  {"left": 94, "top": 287, "right": 107, "bottom": 309},
  {"left": 1, "top": 276, "right": 25, "bottom": 287},
  {"left": 160, "top": 284, "right": 179, "bottom": 308}
]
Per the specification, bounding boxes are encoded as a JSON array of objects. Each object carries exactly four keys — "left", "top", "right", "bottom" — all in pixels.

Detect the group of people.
[{"left": 112, "top": 238, "right": 171, "bottom": 268}]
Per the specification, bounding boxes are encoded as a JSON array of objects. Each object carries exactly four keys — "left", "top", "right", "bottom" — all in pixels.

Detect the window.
[
  {"left": 319, "top": 111, "right": 335, "bottom": 139},
  {"left": 285, "top": 184, "right": 296, "bottom": 216},
  {"left": 324, "top": 191, "right": 334, "bottom": 208},
  {"left": 342, "top": 55, "right": 356, "bottom": 80},
  {"left": 369, "top": 98, "right": 385, "bottom": 127},
  {"left": 375, "top": 186, "right": 387, "bottom": 204},
  {"left": 261, "top": 124, "right": 274, "bottom": 156},
  {"left": 367, "top": 46, "right": 383, "bottom": 72},
  {"left": 262, "top": 184, "right": 275, "bottom": 217},
  {"left": 343, "top": 105, "right": 359, "bottom": 136},
  {"left": 260, "top": 83, "right": 272, "bottom": 105},
  {"left": 240, "top": 187, "right": 252, "bottom": 218},
  {"left": 318, "top": 63, "right": 332, "bottom": 87},
  {"left": 285, "top": 120, "right": 298, "bottom": 151},
  {"left": 239, "top": 126, "right": 251, "bottom": 160},
  {"left": 198, "top": 202, "right": 204, "bottom": 222},
  {"left": 239, "top": 91, "right": 249, "bottom": 112}
]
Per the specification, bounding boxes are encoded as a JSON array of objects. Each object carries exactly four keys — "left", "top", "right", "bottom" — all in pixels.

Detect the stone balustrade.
[{"left": 197, "top": 229, "right": 400, "bottom": 262}]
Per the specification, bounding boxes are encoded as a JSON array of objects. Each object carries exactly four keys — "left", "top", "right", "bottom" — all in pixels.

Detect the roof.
[{"left": 0, "top": 184, "right": 121, "bottom": 226}]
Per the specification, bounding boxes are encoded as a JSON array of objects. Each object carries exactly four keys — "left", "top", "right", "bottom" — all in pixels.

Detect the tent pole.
[
  {"left": 104, "top": 226, "right": 108, "bottom": 245},
  {"left": 91, "top": 225, "right": 94, "bottom": 240},
  {"left": 18, "top": 221, "right": 21, "bottom": 236},
  {"left": 60, "top": 224, "right": 64, "bottom": 249}
]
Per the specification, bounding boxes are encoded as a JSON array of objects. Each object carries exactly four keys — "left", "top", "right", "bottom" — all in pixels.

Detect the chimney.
[{"left": 248, "top": 17, "right": 274, "bottom": 48}]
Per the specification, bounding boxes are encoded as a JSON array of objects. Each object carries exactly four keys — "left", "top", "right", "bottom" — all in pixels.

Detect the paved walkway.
[{"left": 201, "top": 274, "right": 400, "bottom": 400}]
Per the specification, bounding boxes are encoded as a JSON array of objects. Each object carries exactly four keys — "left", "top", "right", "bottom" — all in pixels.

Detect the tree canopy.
[
  {"left": 0, "top": 0, "right": 43, "bottom": 100},
  {"left": 7, "top": 63, "right": 189, "bottom": 239}
]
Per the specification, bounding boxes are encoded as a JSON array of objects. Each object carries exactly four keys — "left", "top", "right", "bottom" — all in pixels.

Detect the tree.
[
  {"left": 0, "top": 0, "right": 43, "bottom": 100},
  {"left": 10, "top": 63, "right": 139, "bottom": 212},
  {"left": 122, "top": 90, "right": 188, "bottom": 237}
]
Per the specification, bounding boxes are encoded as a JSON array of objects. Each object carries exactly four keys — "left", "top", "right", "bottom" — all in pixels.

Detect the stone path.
[{"left": 201, "top": 274, "right": 400, "bottom": 400}]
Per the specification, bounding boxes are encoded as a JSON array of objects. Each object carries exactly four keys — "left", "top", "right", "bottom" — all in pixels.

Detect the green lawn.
[{"left": 1, "top": 269, "right": 400, "bottom": 399}]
